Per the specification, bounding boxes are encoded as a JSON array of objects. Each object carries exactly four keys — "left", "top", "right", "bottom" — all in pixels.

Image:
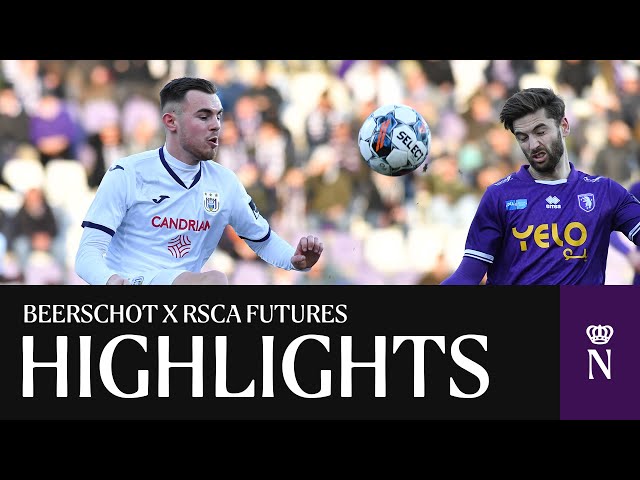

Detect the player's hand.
[
  {"left": 291, "top": 235, "right": 323, "bottom": 270},
  {"left": 107, "top": 274, "right": 130, "bottom": 285}
]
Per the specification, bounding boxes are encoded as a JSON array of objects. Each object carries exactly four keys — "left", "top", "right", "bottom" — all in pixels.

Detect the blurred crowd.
[{"left": 1, "top": 59, "right": 639, "bottom": 285}]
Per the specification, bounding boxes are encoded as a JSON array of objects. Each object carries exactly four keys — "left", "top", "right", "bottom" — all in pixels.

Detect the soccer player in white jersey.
[{"left": 75, "top": 77, "right": 323, "bottom": 285}]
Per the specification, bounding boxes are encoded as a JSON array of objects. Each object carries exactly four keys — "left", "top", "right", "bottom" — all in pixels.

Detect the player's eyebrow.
[
  {"left": 514, "top": 122, "right": 548, "bottom": 135},
  {"left": 195, "top": 107, "right": 224, "bottom": 115}
]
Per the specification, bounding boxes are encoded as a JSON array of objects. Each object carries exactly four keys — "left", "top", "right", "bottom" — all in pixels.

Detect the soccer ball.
[{"left": 358, "top": 103, "right": 431, "bottom": 176}]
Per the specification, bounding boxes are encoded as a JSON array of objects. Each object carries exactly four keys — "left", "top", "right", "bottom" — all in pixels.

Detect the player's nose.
[{"left": 528, "top": 137, "right": 540, "bottom": 149}]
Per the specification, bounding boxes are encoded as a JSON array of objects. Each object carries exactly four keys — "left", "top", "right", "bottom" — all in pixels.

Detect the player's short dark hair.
[
  {"left": 159, "top": 77, "right": 218, "bottom": 112},
  {"left": 499, "top": 87, "right": 565, "bottom": 133}
]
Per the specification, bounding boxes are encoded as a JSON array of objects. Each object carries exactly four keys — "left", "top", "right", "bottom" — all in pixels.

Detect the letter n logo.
[{"left": 587, "top": 349, "right": 611, "bottom": 380}]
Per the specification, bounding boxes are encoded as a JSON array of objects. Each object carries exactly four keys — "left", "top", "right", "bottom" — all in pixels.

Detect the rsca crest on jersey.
[
  {"left": 203, "top": 192, "right": 220, "bottom": 215},
  {"left": 578, "top": 193, "right": 595, "bottom": 212}
]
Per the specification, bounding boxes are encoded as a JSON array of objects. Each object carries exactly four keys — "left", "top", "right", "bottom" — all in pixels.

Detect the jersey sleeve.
[
  {"left": 81, "top": 163, "right": 134, "bottom": 235},
  {"left": 463, "top": 187, "right": 504, "bottom": 264},
  {"left": 611, "top": 180, "right": 640, "bottom": 244},
  {"left": 228, "top": 176, "right": 271, "bottom": 242}
]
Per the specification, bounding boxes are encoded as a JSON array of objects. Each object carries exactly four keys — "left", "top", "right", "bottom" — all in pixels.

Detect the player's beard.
[
  {"left": 180, "top": 131, "right": 218, "bottom": 162},
  {"left": 526, "top": 128, "right": 564, "bottom": 174},
  {"left": 196, "top": 140, "right": 218, "bottom": 162}
]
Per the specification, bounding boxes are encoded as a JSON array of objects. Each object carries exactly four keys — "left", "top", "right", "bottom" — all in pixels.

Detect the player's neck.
[
  {"left": 165, "top": 142, "right": 198, "bottom": 167},
  {"left": 528, "top": 157, "right": 571, "bottom": 182}
]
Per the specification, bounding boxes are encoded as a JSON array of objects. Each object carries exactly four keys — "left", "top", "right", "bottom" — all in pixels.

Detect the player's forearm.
[
  {"left": 245, "top": 229, "right": 297, "bottom": 270},
  {"left": 75, "top": 229, "right": 119, "bottom": 285},
  {"left": 440, "top": 256, "right": 488, "bottom": 285},
  {"left": 609, "top": 231, "right": 631, "bottom": 255}
]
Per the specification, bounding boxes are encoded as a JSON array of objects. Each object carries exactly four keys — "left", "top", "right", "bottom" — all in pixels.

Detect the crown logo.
[{"left": 586, "top": 324, "right": 614, "bottom": 345}]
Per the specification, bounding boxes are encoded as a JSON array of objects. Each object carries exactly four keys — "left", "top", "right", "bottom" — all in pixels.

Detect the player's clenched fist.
[{"left": 291, "top": 235, "right": 323, "bottom": 270}]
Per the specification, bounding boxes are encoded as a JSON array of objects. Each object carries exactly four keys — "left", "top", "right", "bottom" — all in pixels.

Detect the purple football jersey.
[{"left": 463, "top": 163, "right": 640, "bottom": 285}]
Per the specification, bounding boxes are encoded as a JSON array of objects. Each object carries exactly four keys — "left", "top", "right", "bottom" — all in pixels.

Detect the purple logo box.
[{"left": 560, "top": 286, "right": 640, "bottom": 420}]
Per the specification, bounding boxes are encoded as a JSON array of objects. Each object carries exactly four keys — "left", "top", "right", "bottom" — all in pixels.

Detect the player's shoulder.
[
  {"left": 575, "top": 167, "right": 607, "bottom": 182},
  {"left": 485, "top": 171, "right": 519, "bottom": 194},
  {"left": 201, "top": 160, "right": 242, "bottom": 181},
  {"left": 573, "top": 168, "right": 618, "bottom": 189},
  {"left": 108, "top": 149, "right": 159, "bottom": 174}
]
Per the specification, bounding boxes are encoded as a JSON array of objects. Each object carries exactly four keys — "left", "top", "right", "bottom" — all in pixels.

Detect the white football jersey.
[{"left": 81, "top": 146, "right": 271, "bottom": 280}]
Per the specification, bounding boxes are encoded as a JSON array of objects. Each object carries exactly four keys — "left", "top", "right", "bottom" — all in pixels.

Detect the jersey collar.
[
  {"left": 515, "top": 161, "right": 576, "bottom": 185},
  {"left": 159, "top": 146, "right": 202, "bottom": 189}
]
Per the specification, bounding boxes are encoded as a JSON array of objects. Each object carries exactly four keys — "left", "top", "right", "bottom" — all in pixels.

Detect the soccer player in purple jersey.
[
  {"left": 609, "top": 180, "right": 640, "bottom": 285},
  {"left": 441, "top": 88, "right": 640, "bottom": 285}
]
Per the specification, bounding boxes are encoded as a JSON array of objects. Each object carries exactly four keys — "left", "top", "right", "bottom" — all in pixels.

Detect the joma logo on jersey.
[
  {"left": 512, "top": 221, "right": 588, "bottom": 258},
  {"left": 204, "top": 192, "right": 220, "bottom": 215},
  {"left": 151, "top": 216, "right": 211, "bottom": 231}
]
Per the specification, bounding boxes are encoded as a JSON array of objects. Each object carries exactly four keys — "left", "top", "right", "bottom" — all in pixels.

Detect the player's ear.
[
  {"left": 162, "top": 112, "right": 177, "bottom": 132},
  {"left": 560, "top": 117, "right": 570, "bottom": 137}
]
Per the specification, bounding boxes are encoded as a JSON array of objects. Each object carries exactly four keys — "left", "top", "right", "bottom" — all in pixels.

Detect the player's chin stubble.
[
  {"left": 198, "top": 144, "right": 218, "bottom": 162},
  {"left": 527, "top": 130, "right": 564, "bottom": 174}
]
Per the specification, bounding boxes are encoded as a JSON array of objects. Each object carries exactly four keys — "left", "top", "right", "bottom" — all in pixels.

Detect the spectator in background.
[
  {"left": 460, "top": 89, "right": 497, "bottom": 143},
  {"left": 0, "top": 207, "right": 23, "bottom": 283},
  {"left": 1, "top": 60, "right": 42, "bottom": 116},
  {"left": 484, "top": 60, "right": 535, "bottom": 97},
  {"left": 556, "top": 60, "right": 597, "bottom": 98},
  {"left": 120, "top": 92, "right": 163, "bottom": 154},
  {"left": 9, "top": 186, "right": 65, "bottom": 280},
  {"left": 40, "top": 61, "right": 68, "bottom": 99},
  {"left": 616, "top": 62, "right": 640, "bottom": 139},
  {"left": 77, "top": 65, "right": 123, "bottom": 187},
  {"left": 416, "top": 60, "right": 456, "bottom": 94},
  {"left": 207, "top": 61, "right": 247, "bottom": 112},
  {"left": 304, "top": 89, "right": 341, "bottom": 151},
  {"left": 0, "top": 84, "right": 31, "bottom": 189},
  {"left": 304, "top": 144, "right": 353, "bottom": 230},
  {"left": 245, "top": 64, "right": 284, "bottom": 122},
  {"left": 344, "top": 60, "right": 406, "bottom": 110},
  {"left": 110, "top": 60, "right": 158, "bottom": 101},
  {"left": 216, "top": 114, "right": 252, "bottom": 171},
  {"left": 421, "top": 152, "right": 472, "bottom": 227},
  {"left": 29, "top": 89, "right": 81, "bottom": 166},
  {"left": 81, "top": 121, "right": 125, "bottom": 189},
  {"left": 367, "top": 172, "right": 408, "bottom": 229},
  {"left": 237, "top": 162, "right": 279, "bottom": 222},
  {"left": 592, "top": 118, "right": 639, "bottom": 184},
  {"left": 254, "top": 118, "right": 293, "bottom": 185},
  {"left": 233, "top": 94, "right": 262, "bottom": 155}
]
